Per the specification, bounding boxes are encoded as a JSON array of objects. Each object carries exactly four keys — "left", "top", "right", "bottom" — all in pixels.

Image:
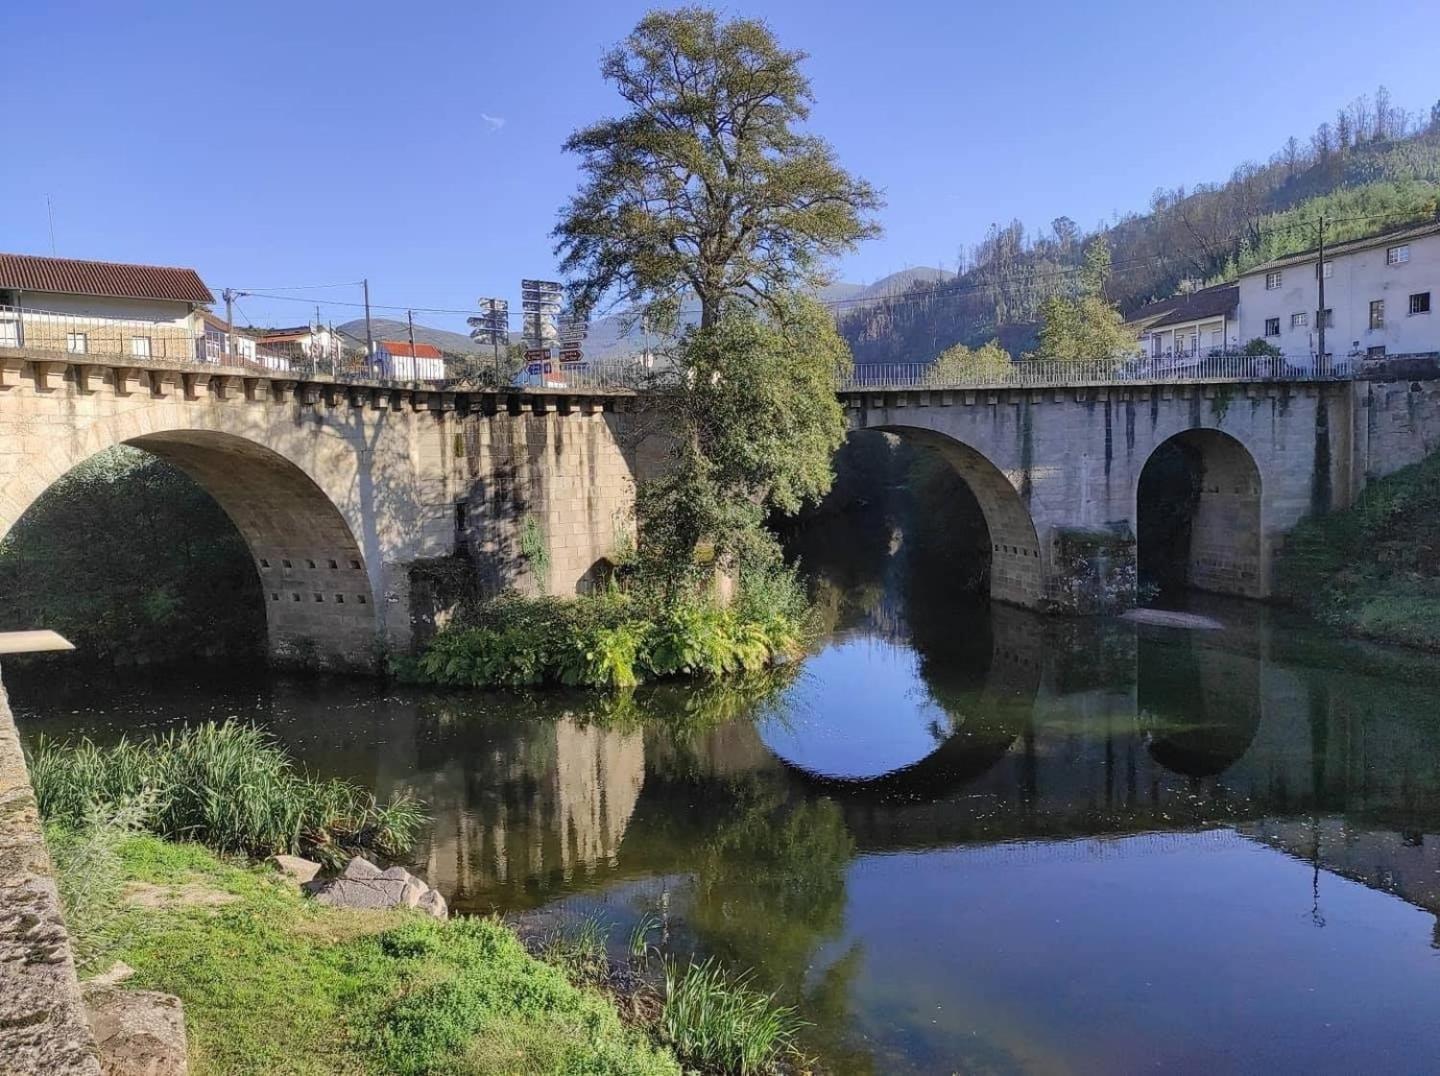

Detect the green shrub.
[
  {"left": 29, "top": 721, "right": 424, "bottom": 865},
  {"left": 1276, "top": 446, "right": 1440, "bottom": 649},
  {"left": 410, "top": 588, "right": 806, "bottom": 691},
  {"left": 660, "top": 957, "right": 805, "bottom": 1074}
]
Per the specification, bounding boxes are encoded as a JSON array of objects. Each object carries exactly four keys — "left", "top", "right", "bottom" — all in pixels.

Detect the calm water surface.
[{"left": 12, "top": 534, "right": 1440, "bottom": 1074}]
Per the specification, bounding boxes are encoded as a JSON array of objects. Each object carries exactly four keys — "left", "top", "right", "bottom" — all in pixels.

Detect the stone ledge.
[{"left": 0, "top": 672, "right": 102, "bottom": 1075}]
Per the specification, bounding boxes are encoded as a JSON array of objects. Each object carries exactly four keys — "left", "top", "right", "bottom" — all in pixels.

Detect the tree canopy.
[
  {"left": 1030, "top": 238, "right": 1135, "bottom": 363},
  {"left": 553, "top": 6, "right": 880, "bottom": 329}
]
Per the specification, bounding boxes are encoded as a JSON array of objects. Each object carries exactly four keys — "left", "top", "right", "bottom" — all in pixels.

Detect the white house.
[
  {"left": 1238, "top": 220, "right": 1440, "bottom": 361},
  {"left": 254, "top": 324, "right": 346, "bottom": 368},
  {"left": 1127, "top": 284, "right": 1240, "bottom": 360},
  {"left": 0, "top": 252, "right": 212, "bottom": 359},
  {"left": 372, "top": 340, "right": 446, "bottom": 381},
  {"left": 199, "top": 311, "right": 293, "bottom": 371}
]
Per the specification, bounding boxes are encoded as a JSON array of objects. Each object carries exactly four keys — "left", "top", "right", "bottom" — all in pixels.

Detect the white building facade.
[{"left": 1238, "top": 221, "right": 1440, "bottom": 361}]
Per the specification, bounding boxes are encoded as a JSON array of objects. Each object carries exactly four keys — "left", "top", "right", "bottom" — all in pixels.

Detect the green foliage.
[
  {"left": 29, "top": 721, "right": 424, "bottom": 865},
  {"left": 933, "top": 339, "right": 1014, "bottom": 382},
  {"left": 410, "top": 589, "right": 806, "bottom": 690},
  {"left": 1277, "top": 446, "right": 1440, "bottom": 648},
  {"left": 0, "top": 446, "right": 264, "bottom": 663},
  {"left": 554, "top": 5, "right": 879, "bottom": 330},
  {"left": 1030, "top": 238, "right": 1136, "bottom": 362},
  {"left": 48, "top": 831, "right": 678, "bottom": 1075},
  {"left": 660, "top": 957, "right": 805, "bottom": 1074},
  {"left": 635, "top": 297, "right": 850, "bottom": 588},
  {"left": 518, "top": 514, "right": 552, "bottom": 593},
  {"left": 1241, "top": 337, "right": 1283, "bottom": 357}
]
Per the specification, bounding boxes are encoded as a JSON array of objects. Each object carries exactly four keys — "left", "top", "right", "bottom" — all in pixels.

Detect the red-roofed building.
[
  {"left": 0, "top": 252, "right": 213, "bottom": 361},
  {"left": 374, "top": 339, "right": 446, "bottom": 381}
]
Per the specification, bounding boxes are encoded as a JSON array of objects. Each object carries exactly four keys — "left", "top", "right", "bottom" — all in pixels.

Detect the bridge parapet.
[{"left": 841, "top": 354, "right": 1355, "bottom": 392}]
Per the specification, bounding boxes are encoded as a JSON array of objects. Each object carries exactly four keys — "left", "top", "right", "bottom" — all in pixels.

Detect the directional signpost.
[
  {"left": 467, "top": 297, "right": 509, "bottom": 382},
  {"left": 521, "top": 279, "right": 564, "bottom": 353}
]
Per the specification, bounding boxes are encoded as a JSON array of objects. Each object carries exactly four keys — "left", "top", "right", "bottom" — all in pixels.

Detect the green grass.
[
  {"left": 1276, "top": 447, "right": 1440, "bottom": 649},
  {"left": 50, "top": 829, "right": 679, "bottom": 1076},
  {"left": 660, "top": 958, "right": 806, "bottom": 1075},
  {"left": 29, "top": 721, "right": 424, "bottom": 866}
]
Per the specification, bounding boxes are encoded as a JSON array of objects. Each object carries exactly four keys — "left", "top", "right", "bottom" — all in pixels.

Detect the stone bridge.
[
  {"left": 841, "top": 373, "right": 1440, "bottom": 609},
  {"left": 0, "top": 350, "right": 649, "bottom": 669},
  {"left": 4, "top": 347, "right": 1440, "bottom": 668}
]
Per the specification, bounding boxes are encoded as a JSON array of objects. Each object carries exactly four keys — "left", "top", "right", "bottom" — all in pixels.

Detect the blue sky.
[{"left": 3, "top": 0, "right": 1437, "bottom": 332}]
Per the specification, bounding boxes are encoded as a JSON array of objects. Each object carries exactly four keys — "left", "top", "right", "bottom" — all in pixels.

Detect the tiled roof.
[
  {"left": 1127, "top": 284, "right": 1237, "bottom": 330},
  {"left": 380, "top": 340, "right": 442, "bottom": 359},
  {"left": 1246, "top": 219, "right": 1440, "bottom": 274},
  {"left": 0, "top": 252, "right": 213, "bottom": 304}
]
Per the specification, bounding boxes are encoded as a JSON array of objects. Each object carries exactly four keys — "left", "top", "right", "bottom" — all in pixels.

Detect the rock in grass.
[
  {"left": 86, "top": 962, "right": 136, "bottom": 989},
  {"left": 83, "top": 987, "right": 188, "bottom": 1076},
  {"left": 270, "top": 855, "right": 321, "bottom": 885},
  {"left": 417, "top": 889, "right": 449, "bottom": 920},
  {"left": 305, "top": 857, "right": 444, "bottom": 916}
]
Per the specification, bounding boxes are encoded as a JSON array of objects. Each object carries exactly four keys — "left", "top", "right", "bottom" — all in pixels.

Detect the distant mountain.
[
  {"left": 582, "top": 267, "right": 955, "bottom": 361},
  {"left": 336, "top": 318, "right": 489, "bottom": 355}
]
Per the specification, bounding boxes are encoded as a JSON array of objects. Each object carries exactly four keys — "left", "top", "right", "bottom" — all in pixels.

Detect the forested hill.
[{"left": 841, "top": 87, "right": 1440, "bottom": 364}]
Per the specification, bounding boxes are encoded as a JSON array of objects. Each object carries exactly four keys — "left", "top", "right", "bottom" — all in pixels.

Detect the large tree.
[
  {"left": 1031, "top": 238, "right": 1135, "bottom": 363},
  {"left": 553, "top": 6, "right": 880, "bottom": 330},
  {"left": 556, "top": 8, "right": 876, "bottom": 592}
]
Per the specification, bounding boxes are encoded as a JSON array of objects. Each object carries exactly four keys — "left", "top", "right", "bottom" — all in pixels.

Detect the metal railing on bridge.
[
  {"left": 840, "top": 352, "right": 1356, "bottom": 392},
  {"left": 0, "top": 304, "right": 658, "bottom": 391}
]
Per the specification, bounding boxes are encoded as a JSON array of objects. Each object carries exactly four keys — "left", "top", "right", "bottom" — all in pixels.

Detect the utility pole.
[
  {"left": 362, "top": 278, "right": 375, "bottom": 370},
  {"left": 1316, "top": 215, "right": 1327, "bottom": 373},
  {"left": 407, "top": 309, "right": 417, "bottom": 361},
  {"left": 491, "top": 299, "right": 502, "bottom": 383},
  {"left": 222, "top": 287, "right": 236, "bottom": 360}
]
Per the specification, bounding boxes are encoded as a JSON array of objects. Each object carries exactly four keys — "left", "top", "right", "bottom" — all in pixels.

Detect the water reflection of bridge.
[{"left": 363, "top": 601, "right": 1440, "bottom": 933}]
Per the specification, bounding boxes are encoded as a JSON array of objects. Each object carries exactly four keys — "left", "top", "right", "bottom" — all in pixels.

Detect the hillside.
[
  {"left": 840, "top": 88, "right": 1440, "bottom": 364},
  {"left": 336, "top": 317, "right": 489, "bottom": 355}
]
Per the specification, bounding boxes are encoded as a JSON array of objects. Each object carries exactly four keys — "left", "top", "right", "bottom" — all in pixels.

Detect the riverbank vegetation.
[
  {"left": 1277, "top": 447, "right": 1440, "bottom": 649},
  {"left": 30, "top": 721, "right": 423, "bottom": 866},
  {"left": 47, "top": 825, "right": 679, "bottom": 1075},
  {"left": 38, "top": 722, "right": 811, "bottom": 1074}
]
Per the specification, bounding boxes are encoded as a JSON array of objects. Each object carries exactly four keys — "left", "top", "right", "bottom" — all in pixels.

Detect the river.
[{"left": 11, "top": 520, "right": 1440, "bottom": 1074}]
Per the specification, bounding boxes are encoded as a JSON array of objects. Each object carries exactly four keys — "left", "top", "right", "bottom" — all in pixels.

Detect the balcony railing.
[{"left": 839, "top": 352, "right": 1355, "bottom": 392}]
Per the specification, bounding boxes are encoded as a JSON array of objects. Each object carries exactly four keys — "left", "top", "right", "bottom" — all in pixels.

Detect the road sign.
[
  {"left": 525, "top": 348, "right": 550, "bottom": 362},
  {"left": 559, "top": 348, "right": 583, "bottom": 363}
]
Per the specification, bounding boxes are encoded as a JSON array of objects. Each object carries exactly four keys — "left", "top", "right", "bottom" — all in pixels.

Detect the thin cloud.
[{"left": 481, "top": 113, "right": 506, "bottom": 132}]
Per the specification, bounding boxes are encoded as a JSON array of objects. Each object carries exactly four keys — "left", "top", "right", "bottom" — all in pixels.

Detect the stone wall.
[
  {"left": 0, "top": 350, "right": 649, "bottom": 668},
  {"left": 0, "top": 670, "right": 101, "bottom": 1074}
]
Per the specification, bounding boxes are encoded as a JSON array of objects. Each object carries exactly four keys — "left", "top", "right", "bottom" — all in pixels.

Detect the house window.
[
  {"left": 1291, "top": 312, "right": 1309, "bottom": 328},
  {"left": 66, "top": 332, "right": 87, "bottom": 353},
  {"left": 1265, "top": 271, "right": 1283, "bottom": 290},
  {"left": 1367, "top": 346, "right": 1387, "bottom": 358},
  {"left": 1386, "top": 245, "right": 1410, "bottom": 266},
  {"left": 1317, "top": 308, "right": 1334, "bottom": 328},
  {"left": 1369, "top": 300, "right": 1385, "bottom": 330},
  {"left": 1264, "top": 317, "right": 1281, "bottom": 337},
  {"left": 130, "top": 336, "right": 152, "bottom": 358},
  {"left": 1411, "top": 292, "right": 1432, "bottom": 315}
]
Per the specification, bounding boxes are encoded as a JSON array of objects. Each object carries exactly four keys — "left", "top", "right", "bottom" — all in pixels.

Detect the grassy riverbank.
[
  {"left": 1277, "top": 448, "right": 1440, "bottom": 649},
  {"left": 49, "top": 828, "right": 679, "bottom": 1075},
  {"left": 37, "top": 726, "right": 808, "bottom": 1074}
]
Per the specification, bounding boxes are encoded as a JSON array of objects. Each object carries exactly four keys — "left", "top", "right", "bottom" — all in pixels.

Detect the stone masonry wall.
[{"left": 0, "top": 671, "right": 102, "bottom": 1075}]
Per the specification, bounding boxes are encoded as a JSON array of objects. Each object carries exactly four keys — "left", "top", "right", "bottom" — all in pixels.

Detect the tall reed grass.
[
  {"left": 29, "top": 721, "right": 424, "bottom": 865},
  {"left": 660, "top": 957, "right": 805, "bottom": 1074}
]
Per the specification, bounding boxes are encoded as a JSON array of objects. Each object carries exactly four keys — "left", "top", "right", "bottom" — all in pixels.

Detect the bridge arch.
[
  {"left": 0, "top": 417, "right": 380, "bottom": 669},
  {"left": 854, "top": 423, "right": 1045, "bottom": 607},
  {"left": 1136, "top": 428, "right": 1262, "bottom": 597}
]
